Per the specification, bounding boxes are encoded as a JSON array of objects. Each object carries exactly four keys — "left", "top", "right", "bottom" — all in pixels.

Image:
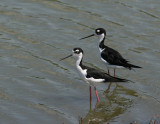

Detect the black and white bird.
[
  {"left": 60, "top": 48, "right": 128, "bottom": 102},
  {"left": 80, "top": 28, "right": 141, "bottom": 76}
]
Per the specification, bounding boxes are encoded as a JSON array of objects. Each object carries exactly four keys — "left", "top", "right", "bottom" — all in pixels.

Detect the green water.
[{"left": 0, "top": 0, "right": 160, "bottom": 123}]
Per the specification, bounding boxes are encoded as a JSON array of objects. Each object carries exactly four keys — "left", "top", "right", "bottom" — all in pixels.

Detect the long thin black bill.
[
  {"left": 79, "top": 34, "right": 95, "bottom": 40},
  {"left": 60, "top": 54, "right": 72, "bottom": 61}
]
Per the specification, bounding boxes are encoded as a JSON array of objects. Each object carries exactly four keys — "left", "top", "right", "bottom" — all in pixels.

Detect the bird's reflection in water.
[
  {"left": 105, "top": 82, "right": 112, "bottom": 93},
  {"left": 81, "top": 84, "right": 138, "bottom": 124}
]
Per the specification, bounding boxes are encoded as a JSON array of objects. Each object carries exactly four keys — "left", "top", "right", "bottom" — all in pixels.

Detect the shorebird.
[
  {"left": 60, "top": 48, "right": 128, "bottom": 102},
  {"left": 80, "top": 28, "right": 141, "bottom": 76}
]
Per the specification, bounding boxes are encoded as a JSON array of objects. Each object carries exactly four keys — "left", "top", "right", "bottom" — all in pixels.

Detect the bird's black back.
[
  {"left": 101, "top": 46, "right": 133, "bottom": 69},
  {"left": 81, "top": 64, "right": 127, "bottom": 82}
]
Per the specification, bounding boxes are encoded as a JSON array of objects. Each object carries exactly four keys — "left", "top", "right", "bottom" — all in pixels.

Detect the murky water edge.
[{"left": 0, "top": 0, "right": 160, "bottom": 123}]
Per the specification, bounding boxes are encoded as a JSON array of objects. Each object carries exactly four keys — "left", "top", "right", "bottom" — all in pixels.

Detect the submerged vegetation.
[{"left": 77, "top": 114, "right": 160, "bottom": 124}]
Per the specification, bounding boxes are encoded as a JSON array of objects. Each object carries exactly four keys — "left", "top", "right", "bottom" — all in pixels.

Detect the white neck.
[
  {"left": 75, "top": 53, "right": 87, "bottom": 78},
  {"left": 76, "top": 53, "right": 83, "bottom": 68},
  {"left": 97, "top": 33, "right": 105, "bottom": 52},
  {"left": 98, "top": 33, "right": 105, "bottom": 44}
]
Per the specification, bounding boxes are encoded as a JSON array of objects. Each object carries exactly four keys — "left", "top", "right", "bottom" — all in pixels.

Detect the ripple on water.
[{"left": 0, "top": 0, "right": 160, "bottom": 123}]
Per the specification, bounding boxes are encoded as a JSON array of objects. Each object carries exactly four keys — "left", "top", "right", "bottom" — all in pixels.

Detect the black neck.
[
  {"left": 80, "top": 58, "right": 86, "bottom": 69},
  {"left": 99, "top": 36, "right": 106, "bottom": 49},
  {"left": 79, "top": 58, "right": 83, "bottom": 66},
  {"left": 76, "top": 54, "right": 85, "bottom": 69}
]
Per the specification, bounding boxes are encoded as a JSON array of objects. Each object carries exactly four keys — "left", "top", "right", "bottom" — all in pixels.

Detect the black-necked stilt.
[
  {"left": 80, "top": 28, "right": 141, "bottom": 76},
  {"left": 60, "top": 48, "right": 128, "bottom": 102}
]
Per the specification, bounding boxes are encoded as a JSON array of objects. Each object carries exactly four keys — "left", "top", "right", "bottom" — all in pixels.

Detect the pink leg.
[
  {"left": 94, "top": 86, "right": 99, "bottom": 102},
  {"left": 114, "top": 69, "right": 116, "bottom": 77},
  {"left": 89, "top": 86, "right": 92, "bottom": 110},
  {"left": 108, "top": 69, "right": 110, "bottom": 75}
]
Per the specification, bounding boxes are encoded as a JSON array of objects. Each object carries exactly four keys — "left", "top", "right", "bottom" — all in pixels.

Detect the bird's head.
[
  {"left": 79, "top": 28, "right": 106, "bottom": 40},
  {"left": 60, "top": 48, "right": 83, "bottom": 61},
  {"left": 72, "top": 48, "right": 83, "bottom": 58}
]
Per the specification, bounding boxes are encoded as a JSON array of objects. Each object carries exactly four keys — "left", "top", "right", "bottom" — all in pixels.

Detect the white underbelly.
[
  {"left": 78, "top": 72, "right": 104, "bottom": 86},
  {"left": 77, "top": 68, "right": 105, "bottom": 86},
  {"left": 77, "top": 70, "right": 87, "bottom": 81},
  {"left": 86, "top": 77, "right": 104, "bottom": 86},
  {"left": 101, "top": 58, "right": 124, "bottom": 69}
]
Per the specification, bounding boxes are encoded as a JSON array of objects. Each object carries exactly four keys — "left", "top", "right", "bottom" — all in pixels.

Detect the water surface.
[{"left": 0, "top": 0, "right": 160, "bottom": 123}]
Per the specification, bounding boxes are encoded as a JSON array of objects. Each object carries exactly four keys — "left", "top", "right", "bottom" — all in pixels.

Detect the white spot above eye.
[
  {"left": 75, "top": 49, "right": 79, "bottom": 52},
  {"left": 97, "top": 30, "right": 100, "bottom": 32}
]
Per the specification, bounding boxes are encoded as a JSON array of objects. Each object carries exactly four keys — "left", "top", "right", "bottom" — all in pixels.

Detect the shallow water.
[{"left": 0, "top": 0, "right": 160, "bottom": 123}]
